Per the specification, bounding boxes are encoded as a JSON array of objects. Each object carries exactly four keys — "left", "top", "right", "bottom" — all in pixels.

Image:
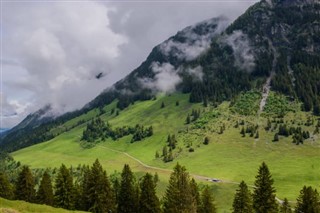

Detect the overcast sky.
[{"left": 1, "top": 0, "right": 257, "bottom": 128}]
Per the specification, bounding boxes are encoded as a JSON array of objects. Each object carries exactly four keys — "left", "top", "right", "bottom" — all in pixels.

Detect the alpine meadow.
[{"left": 1, "top": 0, "right": 320, "bottom": 213}]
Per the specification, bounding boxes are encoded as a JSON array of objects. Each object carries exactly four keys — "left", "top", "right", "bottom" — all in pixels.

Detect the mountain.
[
  {"left": 1, "top": 0, "right": 319, "bottom": 152},
  {"left": 0, "top": 128, "right": 10, "bottom": 135}
]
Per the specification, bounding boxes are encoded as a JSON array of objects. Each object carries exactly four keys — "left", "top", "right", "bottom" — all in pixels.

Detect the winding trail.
[{"left": 97, "top": 144, "right": 284, "bottom": 203}]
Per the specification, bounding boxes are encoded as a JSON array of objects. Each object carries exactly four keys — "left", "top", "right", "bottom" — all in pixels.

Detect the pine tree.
[
  {"left": 253, "top": 162, "right": 278, "bottom": 213},
  {"left": 15, "top": 165, "right": 36, "bottom": 202},
  {"left": 199, "top": 186, "right": 216, "bottom": 213},
  {"left": 54, "top": 164, "right": 75, "bottom": 210},
  {"left": 203, "top": 137, "right": 210, "bottom": 145},
  {"left": 280, "top": 198, "right": 292, "bottom": 213},
  {"left": 186, "top": 114, "right": 191, "bottom": 124},
  {"left": 255, "top": 131, "right": 259, "bottom": 139},
  {"left": 190, "top": 178, "right": 201, "bottom": 212},
  {"left": 232, "top": 181, "right": 253, "bottom": 213},
  {"left": 241, "top": 127, "right": 245, "bottom": 137},
  {"left": 83, "top": 159, "right": 116, "bottom": 212},
  {"left": 139, "top": 173, "right": 161, "bottom": 213},
  {"left": 163, "top": 163, "right": 197, "bottom": 213},
  {"left": 0, "top": 172, "right": 13, "bottom": 200},
  {"left": 295, "top": 186, "right": 320, "bottom": 213},
  {"left": 36, "top": 171, "right": 54, "bottom": 206},
  {"left": 118, "top": 164, "right": 138, "bottom": 213}
]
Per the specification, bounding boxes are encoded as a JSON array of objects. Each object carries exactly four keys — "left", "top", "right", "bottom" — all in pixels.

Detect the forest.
[{"left": 0, "top": 153, "right": 319, "bottom": 213}]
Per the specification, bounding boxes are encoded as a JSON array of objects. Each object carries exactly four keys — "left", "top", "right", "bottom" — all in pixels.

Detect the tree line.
[
  {"left": 0, "top": 160, "right": 215, "bottom": 213},
  {"left": 82, "top": 117, "right": 153, "bottom": 145},
  {"left": 1, "top": 160, "right": 319, "bottom": 212}
]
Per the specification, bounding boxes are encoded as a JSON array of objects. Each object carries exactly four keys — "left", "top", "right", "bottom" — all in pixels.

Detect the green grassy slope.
[
  {"left": 12, "top": 92, "right": 320, "bottom": 212},
  {"left": 0, "top": 198, "right": 85, "bottom": 213}
]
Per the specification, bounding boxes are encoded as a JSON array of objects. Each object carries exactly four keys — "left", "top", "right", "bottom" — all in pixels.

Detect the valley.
[
  {"left": 10, "top": 93, "right": 320, "bottom": 212},
  {"left": 1, "top": 0, "right": 320, "bottom": 212}
]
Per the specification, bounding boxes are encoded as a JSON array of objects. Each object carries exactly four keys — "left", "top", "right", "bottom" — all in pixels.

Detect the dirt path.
[{"left": 97, "top": 145, "right": 284, "bottom": 203}]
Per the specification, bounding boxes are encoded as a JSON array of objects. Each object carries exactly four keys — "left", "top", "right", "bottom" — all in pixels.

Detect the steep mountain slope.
[
  {"left": 1, "top": 0, "right": 319, "bottom": 152},
  {"left": 11, "top": 93, "right": 320, "bottom": 212}
]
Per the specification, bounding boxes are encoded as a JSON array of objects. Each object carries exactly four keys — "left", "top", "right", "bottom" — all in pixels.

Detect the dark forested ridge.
[{"left": 1, "top": 0, "right": 319, "bottom": 152}]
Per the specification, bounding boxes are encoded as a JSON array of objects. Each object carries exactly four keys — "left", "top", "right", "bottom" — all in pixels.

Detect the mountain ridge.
[{"left": 1, "top": 0, "right": 319, "bottom": 152}]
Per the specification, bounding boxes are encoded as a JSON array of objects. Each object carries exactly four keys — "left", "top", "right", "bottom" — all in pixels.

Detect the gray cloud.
[
  {"left": 223, "top": 30, "right": 256, "bottom": 72},
  {"left": 186, "top": 66, "right": 204, "bottom": 82},
  {"left": 2, "top": 1, "right": 257, "bottom": 128},
  {"left": 139, "top": 62, "right": 182, "bottom": 93},
  {"left": 159, "top": 17, "right": 230, "bottom": 61}
]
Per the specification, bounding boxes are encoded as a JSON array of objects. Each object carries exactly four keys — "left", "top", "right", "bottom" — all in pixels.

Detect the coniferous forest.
[{"left": 1, "top": 153, "right": 319, "bottom": 213}]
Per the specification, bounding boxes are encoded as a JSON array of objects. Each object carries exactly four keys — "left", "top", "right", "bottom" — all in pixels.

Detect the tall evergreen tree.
[
  {"left": 36, "top": 171, "right": 54, "bottom": 206},
  {"left": 232, "top": 181, "right": 253, "bottom": 213},
  {"left": 163, "top": 163, "right": 197, "bottom": 213},
  {"left": 79, "top": 165, "right": 90, "bottom": 211},
  {"left": 84, "top": 159, "right": 116, "bottom": 213},
  {"left": 139, "top": 173, "right": 161, "bottom": 213},
  {"left": 199, "top": 186, "right": 216, "bottom": 213},
  {"left": 253, "top": 162, "right": 278, "bottom": 213},
  {"left": 190, "top": 178, "right": 201, "bottom": 212},
  {"left": 280, "top": 198, "right": 292, "bottom": 213},
  {"left": 54, "top": 164, "right": 74, "bottom": 210},
  {"left": 295, "top": 186, "right": 320, "bottom": 213},
  {"left": 15, "top": 165, "right": 35, "bottom": 202},
  {"left": 118, "top": 164, "right": 138, "bottom": 213},
  {"left": 0, "top": 172, "right": 13, "bottom": 200}
]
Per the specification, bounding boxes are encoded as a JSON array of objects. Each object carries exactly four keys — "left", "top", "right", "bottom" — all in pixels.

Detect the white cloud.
[
  {"left": 159, "top": 17, "right": 230, "bottom": 61},
  {"left": 2, "top": 1, "right": 257, "bottom": 128},
  {"left": 224, "top": 30, "right": 256, "bottom": 72},
  {"left": 186, "top": 66, "right": 204, "bottom": 82},
  {"left": 139, "top": 62, "right": 182, "bottom": 93},
  {"left": 2, "top": 1, "right": 127, "bottom": 127}
]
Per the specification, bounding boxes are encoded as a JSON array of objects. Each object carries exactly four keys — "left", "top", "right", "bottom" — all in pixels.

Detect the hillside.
[
  {"left": 11, "top": 93, "right": 320, "bottom": 211},
  {"left": 2, "top": 0, "right": 319, "bottom": 152},
  {"left": 0, "top": 198, "right": 85, "bottom": 213},
  {"left": 1, "top": 0, "right": 320, "bottom": 212}
]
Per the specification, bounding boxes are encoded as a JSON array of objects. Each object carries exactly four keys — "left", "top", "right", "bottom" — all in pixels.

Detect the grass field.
[
  {"left": 11, "top": 92, "right": 320, "bottom": 212},
  {"left": 0, "top": 198, "right": 85, "bottom": 213}
]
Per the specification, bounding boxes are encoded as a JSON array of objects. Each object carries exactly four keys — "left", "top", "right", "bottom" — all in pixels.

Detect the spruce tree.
[
  {"left": 253, "top": 162, "right": 278, "bottom": 213},
  {"left": 232, "top": 181, "right": 253, "bottom": 213},
  {"left": 84, "top": 159, "right": 116, "bottom": 213},
  {"left": 280, "top": 198, "right": 292, "bottom": 213},
  {"left": 118, "top": 164, "right": 138, "bottom": 213},
  {"left": 0, "top": 172, "right": 13, "bottom": 200},
  {"left": 199, "top": 186, "right": 216, "bottom": 213},
  {"left": 54, "top": 164, "right": 74, "bottom": 209},
  {"left": 15, "top": 165, "right": 36, "bottom": 202},
  {"left": 163, "top": 163, "right": 197, "bottom": 213},
  {"left": 36, "top": 171, "right": 54, "bottom": 206},
  {"left": 190, "top": 178, "right": 201, "bottom": 212},
  {"left": 139, "top": 173, "right": 161, "bottom": 213},
  {"left": 79, "top": 165, "right": 90, "bottom": 210},
  {"left": 295, "top": 186, "right": 320, "bottom": 213}
]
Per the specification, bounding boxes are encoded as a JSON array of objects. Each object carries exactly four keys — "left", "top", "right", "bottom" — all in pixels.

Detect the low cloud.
[
  {"left": 3, "top": 1, "right": 257, "bottom": 128},
  {"left": 186, "top": 66, "right": 204, "bottom": 82},
  {"left": 139, "top": 62, "right": 182, "bottom": 93},
  {"left": 159, "top": 17, "right": 230, "bottom": 62},
  {"left": 3, "top": 1, "right": 127, "bottom": 127},
  {"left": 224, "top": 30, "right": 255, "bottom": 72},
  {"left": 0, "top": 93, "right": 30, "bottom": 128}
]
